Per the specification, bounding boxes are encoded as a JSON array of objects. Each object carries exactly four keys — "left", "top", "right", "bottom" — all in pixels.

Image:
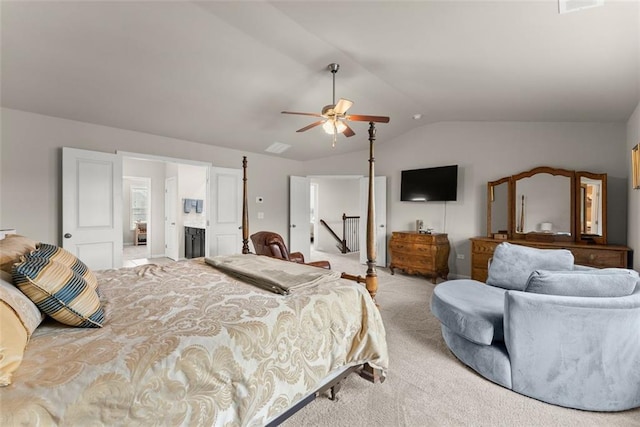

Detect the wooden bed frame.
[{"left": 239, "top": 123, "right": 384, "bottom": 424}]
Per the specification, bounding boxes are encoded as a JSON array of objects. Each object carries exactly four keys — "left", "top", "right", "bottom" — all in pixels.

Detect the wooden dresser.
[
  {"left": 389, "top": 231, "right": 450, "bottom": 283},
  {"left": 470, "top": 237, "right": 632, "bottom": 282}
]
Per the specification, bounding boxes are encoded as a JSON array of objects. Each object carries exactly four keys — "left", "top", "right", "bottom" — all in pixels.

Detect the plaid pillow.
[
  {"left": 26, "top": 243, "right": 98, "bottom": 291},
  {"left": 12, "top": 258, "right": 104, "bottom": 328}
]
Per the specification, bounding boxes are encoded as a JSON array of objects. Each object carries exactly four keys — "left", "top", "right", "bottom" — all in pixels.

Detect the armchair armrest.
[
  {"left": 504, "top": 288, "right": 640, "bottom": 411},
  {"left": 289, "top": 251, "right": 305, "bottom": 263},
  {"left": 306, "top": 260, "right": 332, "bottom": 269}
]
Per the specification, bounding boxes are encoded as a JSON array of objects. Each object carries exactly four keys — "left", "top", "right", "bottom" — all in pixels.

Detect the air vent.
[
  {"left": 265, "top": 142, "right": 291, "bottom": 154},
  {"left": 559, "top": 0, "right": 604, "bottom": 14}
]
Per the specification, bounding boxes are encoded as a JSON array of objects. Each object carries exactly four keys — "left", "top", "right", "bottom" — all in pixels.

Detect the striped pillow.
[
  {"left": 26, "top": 243, "right": 98, "bottom": 291},
  {"left": 12, "top": 258, "right": 104, "bottom": 328}
]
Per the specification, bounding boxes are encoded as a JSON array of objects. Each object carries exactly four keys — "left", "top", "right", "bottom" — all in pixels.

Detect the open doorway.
[
  {"left": 123, "top": 176, "right": 151, "bottom": 262},
  {"left": 292, "top": 175, "right": 387, "bottom": 267},
  {"left": 121, "top": 154, "right": 209, "bottom": 266}
]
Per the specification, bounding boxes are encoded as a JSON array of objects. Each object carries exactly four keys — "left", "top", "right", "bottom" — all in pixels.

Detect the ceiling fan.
[{"left": 282, "top": 63, "right": 390, "bottom": 146}]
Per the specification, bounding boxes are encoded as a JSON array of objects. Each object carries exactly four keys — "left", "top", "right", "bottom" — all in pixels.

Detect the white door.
[
  {"left": 209, "top": 167, "right": 242, "bottom": 256},
  {"left": 289, "top": 176, "right": 311, "bottom": 261},
  {"left": 360, "top": 176, "right": 387, "bottom": 267},
  {"left": 62, "top": 147, "right": 122, "bottom": 270},
  {"left": 164, "top": 177, "right": 179, "bottom": 260}
]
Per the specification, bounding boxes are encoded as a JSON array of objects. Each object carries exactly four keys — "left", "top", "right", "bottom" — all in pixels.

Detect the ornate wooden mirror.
[
  {"left": 510, "top": 166, "right": 575, "bottom": 242},
  {"left": 575, "top": 171, "right": 607, "bottom": 244},
  {"left": 486, "top": 166, "right": 609, "bottom": 245}
]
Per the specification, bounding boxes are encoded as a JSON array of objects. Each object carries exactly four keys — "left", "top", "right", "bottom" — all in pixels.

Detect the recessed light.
[
  {"left": 412, "top": 113, "right": 423, "bottom": 120},
  {"left": 265, "top": 142, "right": 291, "bottom": 154}
]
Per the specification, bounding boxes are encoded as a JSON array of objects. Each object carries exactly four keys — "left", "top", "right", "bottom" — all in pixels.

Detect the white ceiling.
[{"left": 2, "top": 1, "right": 638, "bottom": 161}]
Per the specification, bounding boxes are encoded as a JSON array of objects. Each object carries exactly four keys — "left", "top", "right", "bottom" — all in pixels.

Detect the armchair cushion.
[
  {"left": 487, "top": 242, "right": 574, "bottom": 291},
  {"left": 525, "top": 268, "right": 639, "bottom": 298},
  {"left": 431, "top": 279, "right": 506, "bottom": 346}
]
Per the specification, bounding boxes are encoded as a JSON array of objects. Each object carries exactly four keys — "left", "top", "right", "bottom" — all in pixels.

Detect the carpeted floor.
[{"left": 283, "top": 250, "right": 640, "bottom": 426}]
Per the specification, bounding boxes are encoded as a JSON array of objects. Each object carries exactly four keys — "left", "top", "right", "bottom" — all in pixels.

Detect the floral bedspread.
[{"left": 1, "top": 258, "right": 388, "bottom": 426}]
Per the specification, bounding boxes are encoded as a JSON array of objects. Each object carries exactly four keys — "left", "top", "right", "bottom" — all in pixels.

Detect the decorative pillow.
[
  {"left": 526, "top": 268, "right": 639, "bottom": 298},
  {"left": 0, "top": 273, "right": 44, "bottom": 335},
  {"left": 0, "top": 234, "right": 37, "bottom": 273},
  {"left": 486, "top": 242, "right": 574, "bottom": 291},
  {"left": 0, "top": 275, "right": 44, "bottom": 386},
  {"left": 0, "top": 300, "right": 29, "bottom": 386},
  {"left": 26, "top": 243, "right": 98, "bottom": 291},
  {"left": 12, "top": 258, "right": 104, "bottom": 328}
]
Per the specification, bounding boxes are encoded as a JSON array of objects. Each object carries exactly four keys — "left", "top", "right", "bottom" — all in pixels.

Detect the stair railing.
[{"left": 319, "top": 214, "right": 360, "bottom": 254}]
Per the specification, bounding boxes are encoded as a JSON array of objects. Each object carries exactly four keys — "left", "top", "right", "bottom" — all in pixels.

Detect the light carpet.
[{"left": 283, "top": 250, "right": 640, "bottom": 427}]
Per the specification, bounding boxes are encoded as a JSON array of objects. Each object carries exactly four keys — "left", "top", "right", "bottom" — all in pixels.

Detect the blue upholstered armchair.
[{"left": 431, "top": 242, "right": 640, "bottom": 411}]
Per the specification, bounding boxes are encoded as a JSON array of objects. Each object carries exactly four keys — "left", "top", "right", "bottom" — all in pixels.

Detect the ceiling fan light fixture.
[{"left": 322, "top": 119, "right": 347, "bottom": 135}]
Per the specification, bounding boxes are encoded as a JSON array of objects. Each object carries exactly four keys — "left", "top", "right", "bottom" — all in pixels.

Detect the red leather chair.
[{"left": 250, "top": 231, "right": 331, "bottom": 269}]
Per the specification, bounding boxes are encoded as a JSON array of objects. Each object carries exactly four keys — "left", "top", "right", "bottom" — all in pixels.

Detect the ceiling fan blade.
[
  {"left": 296, "top": 120, "right": 324, "bottom": 133},
  {"left": 342, "top": 122, "right": 355, "bottom": 137},
  {"left": 334, "top": 98, "right": 353, "bottom": 115},
  {"left": 282, "top": 111, "right": 323, "bottom": 118},
  {"left": 346, "top": 114, "right": 390, "bottom": 123}
]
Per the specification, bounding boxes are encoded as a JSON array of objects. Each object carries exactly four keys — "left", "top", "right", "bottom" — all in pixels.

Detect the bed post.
[
  {"left": 365, "top": 122, "right": 378, "bottom": 302},
  {"left": 359, "top": 122, "right": 385, "bottom": 384},
  {"left": 242, "top": 156, "right": 250, "bottom": 254}
]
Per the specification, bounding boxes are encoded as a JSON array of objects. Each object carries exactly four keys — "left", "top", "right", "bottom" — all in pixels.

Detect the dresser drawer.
[
  {"left": 389, "top": 242, "right": 439, "bottom": 255},
  {"left": 472, "top": 252, "right": 492, "bottom": 270},
  {"left": 472, "top": 267, "right": 489, "bottom": 283},
  {"left": 390, "top": 253, "right": 435, "bottom": 269},
  {"left": 391, "top": 232, "right": 446, "bottom": 244},
  {"left": 571, "top": 248, "right": 626, "bottom": 268}
]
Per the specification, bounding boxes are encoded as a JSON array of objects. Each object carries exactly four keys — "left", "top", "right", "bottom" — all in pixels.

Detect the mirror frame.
[
  {"left": 487, "top": 166, "right": 609, "bottom": 245},
  {"left": 487, "top": 176, "right": 512, "bottom": 238},
  {"left": 575, "top": 171, "right": 607, "bottom": 245},
  {"left": 510, "top": 166, "right": 575, "bottom": 242}
]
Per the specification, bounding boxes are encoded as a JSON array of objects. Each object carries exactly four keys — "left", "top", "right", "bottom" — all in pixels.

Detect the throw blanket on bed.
[
  {"left": 205, "top": 254, "right": 341, "bottom": 294},
  {"left": 1, "top": 259, "right": 388, "bottom": 426}
]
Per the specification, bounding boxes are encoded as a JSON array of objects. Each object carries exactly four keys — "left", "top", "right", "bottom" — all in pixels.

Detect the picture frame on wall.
[{"left": 633, "top": 144, "right": 640, "bottom": 190}]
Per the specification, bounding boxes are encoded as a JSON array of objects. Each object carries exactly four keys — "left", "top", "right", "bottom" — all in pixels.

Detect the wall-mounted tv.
[{"left": 401, "top": 165, "right": 458, "bottom": 202}]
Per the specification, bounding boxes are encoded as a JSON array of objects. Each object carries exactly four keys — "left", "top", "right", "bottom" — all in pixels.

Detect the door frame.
[
  {"left": 294, "top": 175, "right": 387, "bottom": 265},
  {"left": 118, "top": 151, "right": 211, "bottom": 260}
]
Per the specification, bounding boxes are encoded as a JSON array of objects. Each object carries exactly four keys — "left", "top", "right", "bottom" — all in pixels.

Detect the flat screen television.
[{"left": 401, "top": 165, "right": 458, "bottom": 202}]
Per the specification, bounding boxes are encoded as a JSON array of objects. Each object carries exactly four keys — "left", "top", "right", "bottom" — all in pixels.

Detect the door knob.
[
  {"left": 380, "top": 224, "right": 385, "bottom": 228},
  {"left": 64, "top": 233, "right": 72, "bottom": 238},
  {"left": 291, "top": 224, "right": 296, "bottom": 228}
]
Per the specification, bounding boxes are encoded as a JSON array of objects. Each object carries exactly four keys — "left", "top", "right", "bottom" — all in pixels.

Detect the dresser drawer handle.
[{"left": 589, "top": 254, "right": 595, "bottom": 261}]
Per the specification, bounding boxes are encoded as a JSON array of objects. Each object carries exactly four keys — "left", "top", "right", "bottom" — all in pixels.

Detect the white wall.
[
  {"left": 303, "top": 121, "right": 628, "bottom": 277},
  {"left": 627, "top": 101, "right": 640, "bottom": 272},
  {"left": 0, "top": 108, "right": 302, "bottom": 246}
]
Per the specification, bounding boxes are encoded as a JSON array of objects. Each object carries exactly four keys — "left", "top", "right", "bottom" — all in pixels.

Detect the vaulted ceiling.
[{"left": 2, "top": 1, "right": 638, "bottom": 160}]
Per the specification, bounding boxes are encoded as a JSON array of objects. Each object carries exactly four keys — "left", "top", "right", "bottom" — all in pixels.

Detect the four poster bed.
[{"left": 0, "top": 124, "right": 387, "bottom": 426}]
